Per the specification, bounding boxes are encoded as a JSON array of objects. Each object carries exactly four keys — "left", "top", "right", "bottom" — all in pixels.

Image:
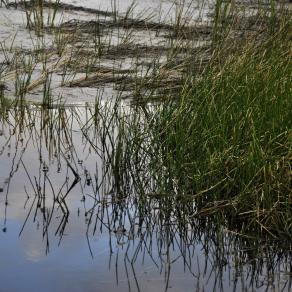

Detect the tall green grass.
[{"left": 122, "top": 17, "right": 292, "bottom": 239}]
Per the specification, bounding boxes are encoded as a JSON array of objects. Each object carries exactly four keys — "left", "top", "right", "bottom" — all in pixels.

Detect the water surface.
[{"left": 0, "top": 106, "right": 291, "bottom": 292}]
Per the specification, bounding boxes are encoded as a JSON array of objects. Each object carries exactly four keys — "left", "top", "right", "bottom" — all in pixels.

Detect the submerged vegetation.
[{"left": 0, "top": 0, "right": 291, "bottom": 290}]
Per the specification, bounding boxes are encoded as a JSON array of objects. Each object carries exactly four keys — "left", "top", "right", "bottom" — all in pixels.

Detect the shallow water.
[{"left": 0, "top": 106, "right": 291, "bottom": 292}]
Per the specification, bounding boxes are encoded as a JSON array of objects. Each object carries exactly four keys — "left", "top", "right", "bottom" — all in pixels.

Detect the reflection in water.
[{"left": 0, "top": 104, "right": 291, "bottom": 292}]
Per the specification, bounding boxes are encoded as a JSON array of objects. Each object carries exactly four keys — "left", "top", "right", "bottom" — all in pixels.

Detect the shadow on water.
[{"left": 0, "top": 102, "right": 291, "bottom": 292}]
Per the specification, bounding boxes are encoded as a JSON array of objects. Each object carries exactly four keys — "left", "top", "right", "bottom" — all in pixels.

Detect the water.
[{"left": 0, "top": 106, "right": 291, "bottom": 292}]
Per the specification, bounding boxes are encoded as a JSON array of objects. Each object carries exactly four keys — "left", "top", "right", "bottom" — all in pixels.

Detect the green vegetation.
[
  {"left": 92, "top": 12, "right": 291, "bottom": 242},
  {"left": 120, "top": 17, "right": 292, "bottom": 239},
  {"left": 0, "top": 0, "right": 291, "bottom": 241}
]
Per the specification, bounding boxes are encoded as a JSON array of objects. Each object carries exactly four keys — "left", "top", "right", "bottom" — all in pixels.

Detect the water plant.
[{"left": 123, "top": 14, "right": 292, "bottom": 239}]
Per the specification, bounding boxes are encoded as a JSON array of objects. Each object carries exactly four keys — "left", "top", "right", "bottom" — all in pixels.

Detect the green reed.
[{"left": 127, "top": 15, "right": 292, "bottom": 239}]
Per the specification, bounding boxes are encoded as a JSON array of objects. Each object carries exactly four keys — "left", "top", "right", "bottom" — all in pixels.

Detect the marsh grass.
[
  {"left": 0, "top": 0, "right": 291, "bottom": 241},
  {"left": 18, "top": 0, "right": 61, "bottom": 33},
  {"left": 123, "top": 15, "right": 292, "bottom": 239}
]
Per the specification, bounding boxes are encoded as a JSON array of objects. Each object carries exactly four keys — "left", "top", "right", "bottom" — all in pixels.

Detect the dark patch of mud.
[
  {"left": 65, "top": 64, "right": 135, "bottom": 75},
  {"left": 68, "top": 72, "right": 180, "bottom": 88},
  {"left": 72, "top": 44, "right": 171, "bottom": 60},
  {"left": 7, "top": 0, "right": 114, "bottom": 17},
  {"left": 58, "top": 18, "right": 213, "bottom": 40},
  {"left": 68, "top": 71, "right": 182, "bottom": 98}
]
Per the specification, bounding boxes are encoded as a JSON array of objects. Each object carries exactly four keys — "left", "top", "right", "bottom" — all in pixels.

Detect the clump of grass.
[
  {"left": 0, "top": 0, "right": 7, "bottom": 7},
  {"left": 120, "top": 15, "right": 292, "bottom": 239},
  {"left": 20, "top": 0, "right": 61, "bottom": 34},
  {"left": 69, "top": 0, "right": 291, "bottom": 241}
]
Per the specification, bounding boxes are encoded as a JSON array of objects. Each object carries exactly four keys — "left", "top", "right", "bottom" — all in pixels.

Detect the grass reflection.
[{"left": 0, "top": 102, "right": 291, "bottom": 291}]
